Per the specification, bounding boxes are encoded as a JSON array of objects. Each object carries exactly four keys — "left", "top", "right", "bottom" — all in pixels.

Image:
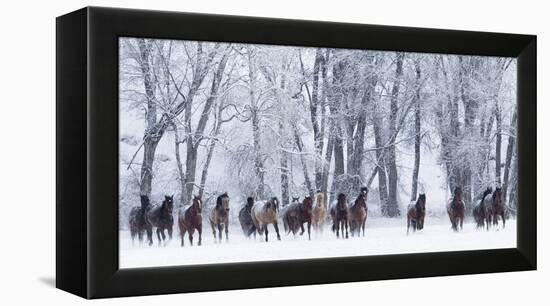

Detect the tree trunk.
[
  {"left": 495, "top": 102, "right": 502, "bottom": 185},
  {"left": 410, "top": 60, "right": 422, "bottom": 201},
  {"left": 137, "top": 39, "right": 163, "bottom": 198},
  {"left": 385, "top": 52, "right": 404, "bottom": 217},
  {"left": 172, "top": 124, "right": 186, "bottom": 205},
  {"left": 293, "top": 124, "right": 314, "bottom": 196},
  {"left": 372, "top": 113, "right": 388, "bottom": 212},
  {"left": 184, "top": 49, "right": 228, "bottom": 203},
  {"left": 502, "top": 107, "right": 517, "bottom": 202}
]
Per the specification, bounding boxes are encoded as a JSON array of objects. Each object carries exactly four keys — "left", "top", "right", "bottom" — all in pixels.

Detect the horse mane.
[{"left": 480, "top": 188, "right": 492, "bottom": 208}]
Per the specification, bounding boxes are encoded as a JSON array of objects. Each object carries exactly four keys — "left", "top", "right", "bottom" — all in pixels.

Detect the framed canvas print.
[{"left": 56, "top": 7, "right": 537, "bottom": 299}]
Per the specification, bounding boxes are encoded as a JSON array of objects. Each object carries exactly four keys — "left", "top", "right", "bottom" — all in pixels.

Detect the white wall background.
[{"left": 0, "top": 0, "right": 546, "bottom": 304}]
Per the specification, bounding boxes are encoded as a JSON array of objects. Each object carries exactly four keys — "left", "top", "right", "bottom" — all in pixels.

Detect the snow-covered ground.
[{"left": 119, "top": 217, "right": 516, "bottom": 268}]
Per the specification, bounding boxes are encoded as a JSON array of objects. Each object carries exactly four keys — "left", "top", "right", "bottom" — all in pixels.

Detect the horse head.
[
  {"left": 417, "top": 193, "right": 426, "bottom": 214},
  {"left": 337, "top": 193, "right": 347, "bottom": 209},
  {"left": 192, "top": 195, "right": 202, "bottom": 213},
  {"left": 493, "top": 187, "right": 503, "bottom": 206},
  {"left": 163, "top": 195, "right": 174, "bottom": 213},
  {"left": 217, "top": 193, "right": 230, "bottom": 212},
  {"left": 140, "top": 195, "right": 150, "bottom": 209},
  {"left": 315, "top": 192, "right": 325, "bottom": 208},
  {"left": 453, "top": 187, "right": 462, "bottom": 203},
  {"left": 246, "top": 196, "right": 254, "bottom": 208},
  {"left": 292, "top": 197, "right": 300, "bottom": 205},
  {"left": 303, "top": 196, "right": 313, "bottom": 210}
]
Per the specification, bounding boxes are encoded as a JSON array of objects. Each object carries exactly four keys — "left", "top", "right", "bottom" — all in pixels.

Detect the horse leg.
[
  {"left": 159, "top": 228, "right": 167, "bottom": 246},
  {"left": 156, "top": 228, "right": 162, "bottom": 246},
  {"left": 188, "top": 230, "right": 194, "bottom": 246},
  {"left": 264, "top": 224, "right": 269, "bottom": 242},
  {"left": 501, "top": 213, "right": 506, "bottom": 228},
  {"left": 307, "top": 222, "right": 311, "bottom": 240},
  {"left": 217, "top": 224, "right": 223, "bottom": 242},
  {"left": 345, "top": 220, "right": 349, "bottom": 239},
  {"left": 147, "top": 227, "right": 153, "bottom": 246},
  {"left": 362, "top": 219, "right": 366, "bottom": 237},
  {"left": 180, "top": 228, "right": 186, "bottom": 247},
  {"left": 274, "top": 221, "right": 281, "bottom": 241},
  {"left": 210, "top": 221, "right": 217, "bottom": 243},
  {"left": 407, "top": 217, "right": 410, "bottom": 235},
  {"left": 460, "top": 217, "right": 463, "bottom": 231},
  {"left": 168, "top": 226, "right": 173, "bottom": 240},
  {"left": 224, "top": 223, "right": 229, "bottom": 242},
  {"left": 198, "top": 227, "right": 202, "bottom": 246},
  {"left": 335, "top": 221, "right": 340, "bottom": 238}
]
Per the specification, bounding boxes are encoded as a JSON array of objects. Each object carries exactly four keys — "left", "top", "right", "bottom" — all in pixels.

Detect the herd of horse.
[{"left": 128, "top": 185, "right": 508, "bottom": 247}]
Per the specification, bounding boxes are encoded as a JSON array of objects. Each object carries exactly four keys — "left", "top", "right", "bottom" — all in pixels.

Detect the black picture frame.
[{"left": 56, "top": 6, "right": 537, "bottom": 299}]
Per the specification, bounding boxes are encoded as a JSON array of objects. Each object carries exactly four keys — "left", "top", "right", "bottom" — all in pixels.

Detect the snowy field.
[{"left": 119, "top": 217, "right": 516, "bottom": 269}]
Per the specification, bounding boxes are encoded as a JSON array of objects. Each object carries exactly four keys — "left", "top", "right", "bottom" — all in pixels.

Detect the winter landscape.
[{"left": 119, "top": 37, "right": 517, "bottom": 268}]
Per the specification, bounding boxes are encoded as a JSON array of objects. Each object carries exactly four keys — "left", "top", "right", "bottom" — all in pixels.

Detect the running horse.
[
  {"left": 146, "top": 195, "right": 174, "bottom": 246},
  {"left": 178, "top": 195, "right": 203, "bottom": 247},
  {"left": 209, "top": 193, "right": 230, "bottom": 243},
  {"left": 489, "top": 187, "right": 506, "bottom": 228},
  {"left": 407, "top": 193, "right": 426, "bottom": 234},
  {"left": 129, "top": 195, "right": 153, "bottom": 245},
  {"left": 446, "top": 187, "right": 465, "bottom": 232},
  {"left": 330, "top": 193, "right": 349, "bottom": 239},
  {"left": 473, "top": 187, "right": 492, "bottom": 229},
  {"left": 311, "top": 191, "right": 327, "bottom": 234},
  {"left": 239, "top": 197, "right": 256, "bottom": 238},
  {"left": 282, "top": 196, "right": 314, "bottom": 240},
  {"left": 251, "top": 197, "right": 281, "bottom": 242},
  {"left": 348, "top": 187, "right": 368, "bottom": 237}
]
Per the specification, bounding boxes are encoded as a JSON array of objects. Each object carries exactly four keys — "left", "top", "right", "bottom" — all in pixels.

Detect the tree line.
[{"left": 120, "top": 38, "right": 517, "bottom": 218}]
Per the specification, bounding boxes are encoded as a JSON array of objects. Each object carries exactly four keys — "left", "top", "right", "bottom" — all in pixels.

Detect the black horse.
[
  {"left": 146, "top": 195, "right": 174, "bottom": 246},
  {"left": 239, "top": 197, "right": 256, "bottom": 238},
  {"left": 129, "top": 195, "right": 153, "bottom": 245}
]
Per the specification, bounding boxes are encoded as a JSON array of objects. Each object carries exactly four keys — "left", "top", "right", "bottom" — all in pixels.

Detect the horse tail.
[{"left": 283, "top": 213, "right": 290, "bottom": 234}]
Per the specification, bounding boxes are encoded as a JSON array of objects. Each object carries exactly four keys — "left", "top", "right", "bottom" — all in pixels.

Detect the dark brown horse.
[
  {"left": 239, "top": 197, "right": 256, "bottom": 238},
  {"left": 209, "top": 193, "right": 230, "bottom": 243},
  {"left": 489, "top": 187, "right": 506, "bottom": 228},
  {"left": 178, "top": 195, "right": 203, "bottom": 247},
  {"left": 129, "top": 195, "right": 153, "bottom": 245},
  {"left": 447, "top": 187, "right": 465, "bottom": 232},
  {"left": 282, "top": 196, "right": 314, "bottom": 240},
  {"left": 330, "top": 193, "right": 349, "bottom": 239},
  {"left": 349, "top": 187, "right": 368, "bottom": 237},
  {"left": 146, "top": 195, "right": 174, "bottom": 246},
  {"left": 473, "top": 187, "right": 492, "bottom": 229},
  {"left": 407, "top": 193, "right": 426, "bottom": 234}
]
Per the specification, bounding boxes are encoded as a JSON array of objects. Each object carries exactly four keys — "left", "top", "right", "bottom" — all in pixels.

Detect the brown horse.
[
  {"left": 447, "top": 187, "right": 465, "bottom": 232},
  {"left": 146, "top": 195, "right": 174, "bottom": 246},
  {"left": 312, "top": 191, "right": 327, "bottom": 234},
  {"left": 178, "top": 195, "right": 203, "bottom": 247},
  {"left": 473, "top": 187, "right": 492, "bottom": 229},
  {"left": 209, "top": 193, "right": 230, "bottom": 243},
  {"left": 348, "top": 187, "right": 368, "bottom": 237},
  {"left": 407, "top": 193, "right": 426, "bottom": 234},
  {"left": 489, "top": 187, "right": 506, "bottom": 228},
  {"left": 282, "top": 196, "right": 314, "bottom": 240},
  {"left": 330, "top": 193, "right": 349, "bottom": 239},
  {"left": 251, "top": 197, "right": 281, "bottom": 242},
  {"left": 129, "top": 195, "right": 153, "bottom": 245},
  {"left": 239, "top": 197, "right": 256, "bottom": 238}
]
